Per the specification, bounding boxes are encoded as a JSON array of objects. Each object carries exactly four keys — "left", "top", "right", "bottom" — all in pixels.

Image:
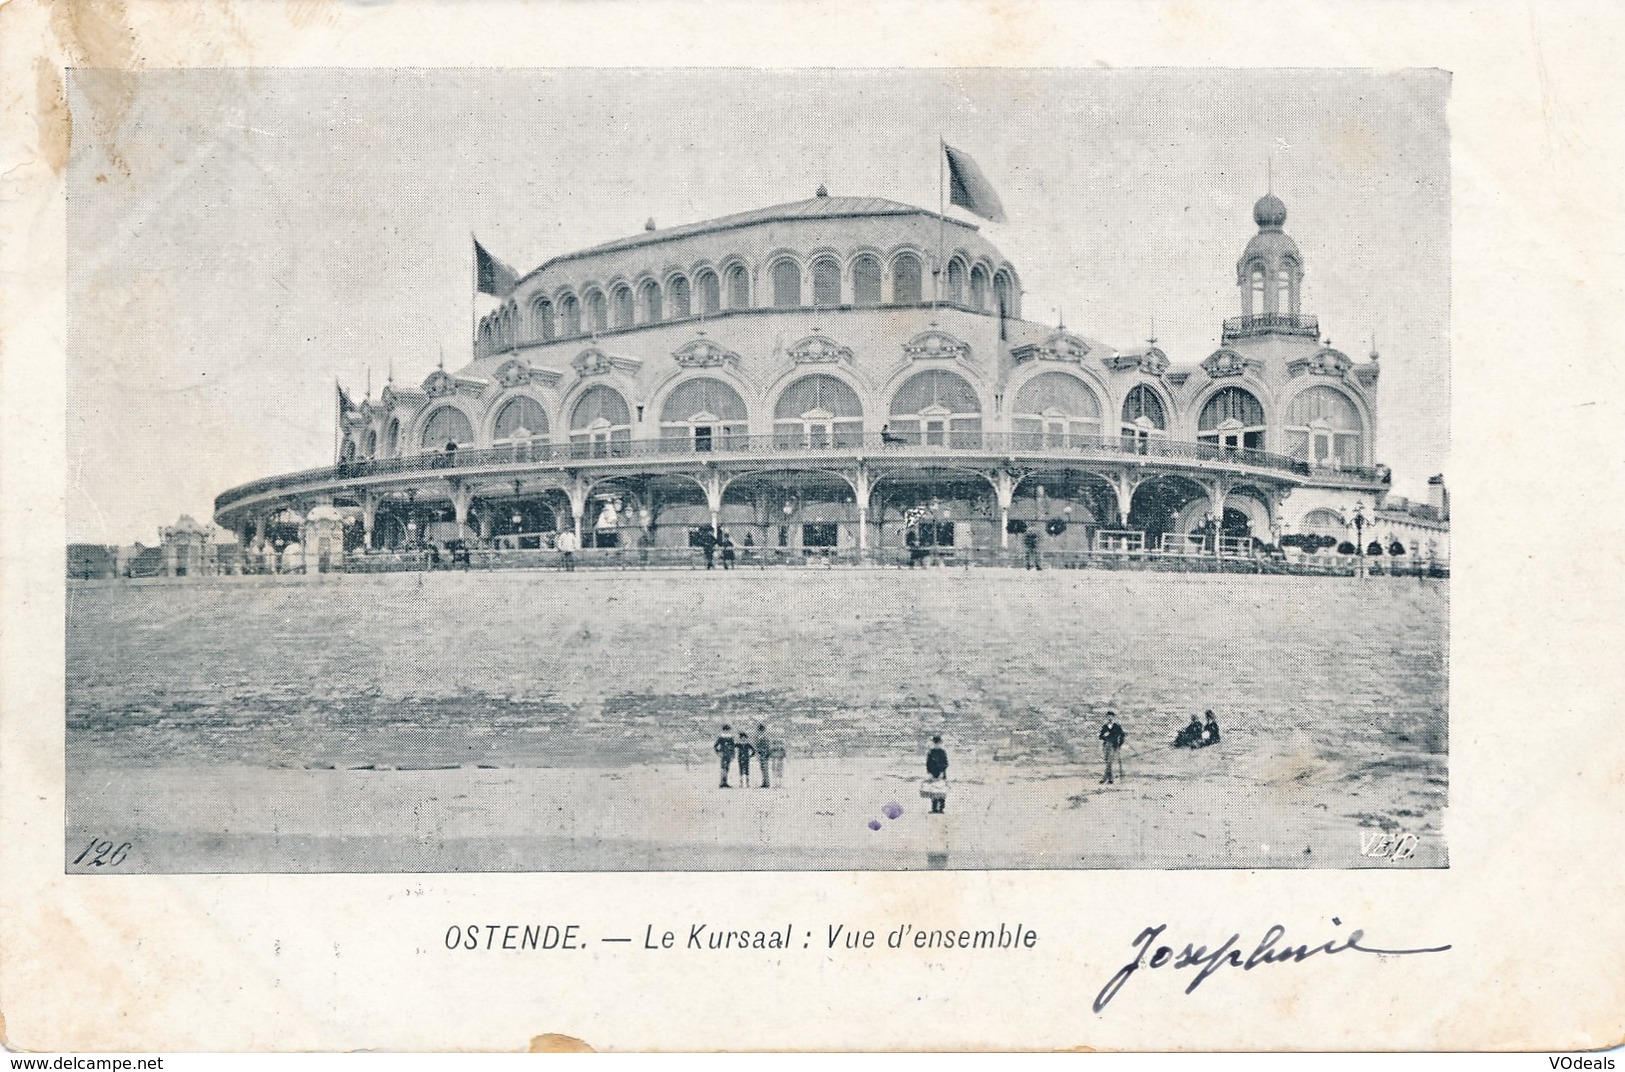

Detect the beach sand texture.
[{"left": 66, "top": 568, "right": 1448, "bottom": 872}]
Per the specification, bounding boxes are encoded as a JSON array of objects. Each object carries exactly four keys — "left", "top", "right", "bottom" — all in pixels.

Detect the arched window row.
[
  {"left": 488, "top": 250, "right": 1018, "bottom": 350},
  {"left": 383, "top": 371, "right": 1359, "bottom": 461}
]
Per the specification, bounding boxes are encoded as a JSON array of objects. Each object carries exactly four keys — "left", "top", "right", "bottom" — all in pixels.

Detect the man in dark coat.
[
  {"left": 1202, "top": 710, "right": 1221, "bottom": 747},
  {"left": 925, "top": 736, "right": 949, "bottom": 813},
  {"left": 1099, "top": 713, "right": 1126, "bottom": 784},
  {"left": 713, "top": 724, "right": 736, "bottom": 788},
  {"left": 754, "top": 723, "right": 773, "bottom": 788},
  {"left": 735, "top": 731, "right": 756, "bottom": 788},
  {"left": 1023, "top": 528, "right": 1041, "bottom": 570},
  {"left": 697, "top": 526, "right": 717, "bottom": 570},
  {"left": 719, "top": 530, "right": 736, "bottom": 570}
]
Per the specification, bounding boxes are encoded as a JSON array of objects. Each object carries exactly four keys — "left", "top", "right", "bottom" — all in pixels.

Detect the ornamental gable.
[
  {"left": 903, "top": 329, "right": 971, "bottom": 362},
  {"left": 572, "top": 347, "right": 644, "bottom": 378},
  {"left": 493, "top": 358, "right": 564, "bottom": 390},
  {"left": 1200, "top": 348, "right": 1264, "bottom": 379},
  {"left": 787, "top": 334, "right": 854, "bottom": 365},
  {"left": 1011, "top": 329, "right": 1092, "bottom": 365},
  {"left": 1103, "top": 346, "right": 1168, "bottom": 376},
  {"left": 671, "top": 336, "right": 741, "bottom": 369},
  {"left": 1287, "top": 346, "right": 1353, "bottom": 379}
]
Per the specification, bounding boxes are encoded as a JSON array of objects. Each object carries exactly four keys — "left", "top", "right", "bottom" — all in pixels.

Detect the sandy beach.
[{"left": 66, "top": 567, "right": 1448, "bottom": 871}]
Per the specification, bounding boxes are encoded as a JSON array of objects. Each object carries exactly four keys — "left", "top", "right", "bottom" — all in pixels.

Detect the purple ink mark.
[
  {"left": 867, "top": 819, "right": 882, "bottom": 831},
  {"left": 882, "top": 803, "right": 903, "bottom": 820}
]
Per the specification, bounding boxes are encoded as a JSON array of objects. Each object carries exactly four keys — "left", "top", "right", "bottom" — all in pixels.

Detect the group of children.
[{"left": 712, "top": 723, "right": 784, "bottom": 788}]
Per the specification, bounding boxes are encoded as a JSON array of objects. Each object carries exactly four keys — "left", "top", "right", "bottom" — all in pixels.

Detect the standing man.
[
  {"left": 735, "top": 730, "right": 756, "bottom": 788},
  {"left": 697, "top": 526, "right": 717, "bottom": 570},
  {"left": 714, "top": 724, "right": 737, "bottom": 788},
  {"left": 1202, "top": 710, "right": 1221, "bottom": 747},
  {"left": 719, "top": 530, "right": 736, "bottom": 570},
  {"left": 555, "top": 528, "right": 578, "bottom": 571},
  {"left": 1098, "top": 712, "right": 1126, "bottom": 784},
  {"left": 925, "top": 735, "right": 950, "bottom": 814},
  {"left": 1023, "top": 527, "right": 1041, "bottom": 570},
  {"left": 754, "top": 723, "right": 773, "bottom": 788}
]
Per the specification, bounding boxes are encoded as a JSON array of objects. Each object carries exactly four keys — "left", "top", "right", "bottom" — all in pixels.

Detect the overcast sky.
[{"left": 66, "top": 67, "right": 1449, "bottom": 544}]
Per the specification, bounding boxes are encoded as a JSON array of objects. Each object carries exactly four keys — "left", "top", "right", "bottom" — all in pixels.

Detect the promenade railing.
[{"left": 217, "top": 431, "right": 1383, "bottom": 514}]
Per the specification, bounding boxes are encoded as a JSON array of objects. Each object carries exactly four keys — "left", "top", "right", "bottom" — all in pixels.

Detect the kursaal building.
[{"left": 213, "top": 172, "right": 1448, "bottom": 564}]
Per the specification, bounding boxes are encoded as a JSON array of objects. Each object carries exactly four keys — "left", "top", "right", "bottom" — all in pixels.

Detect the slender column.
[
  {"left": 1107, "top": 470, "right": 1138, "bottom": 529},
  {"left": 253, "top": 514, "right": 267, "bottom": 551},
  {"left": 695, "top": 467, "right": 725, "bottom": 535},
  {"left": 992, "top": 469, "right": 1017, "bottom": 550},
  {"left": 566, "top": 474, "right": 590, "bottom": 547},
  {"left": 448, "top": 479, "right": 475, "bottom": 539},
  {"left": 851, "top": 463, "right": 874, "bottom": 554},
  {"left": 359, "top": 491, "right": 379, "bottom": 550}
]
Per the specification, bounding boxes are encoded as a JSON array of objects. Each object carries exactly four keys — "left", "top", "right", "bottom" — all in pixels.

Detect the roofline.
[{"left": 512, "top": 205, "right": 984, "bottom": 289}]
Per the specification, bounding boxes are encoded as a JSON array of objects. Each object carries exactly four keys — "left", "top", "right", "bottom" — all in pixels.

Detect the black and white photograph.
[
  {"left": 62, "top": 67, "right": 1451, "bottom": 875},
  {"left": 6, "top": 0, "right": 1625, "bottom": 1057}
]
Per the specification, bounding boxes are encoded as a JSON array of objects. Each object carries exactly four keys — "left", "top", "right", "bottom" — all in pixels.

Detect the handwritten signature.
[{"left": 1094, "top": 919, "right": 1451, "bottom": 1012}]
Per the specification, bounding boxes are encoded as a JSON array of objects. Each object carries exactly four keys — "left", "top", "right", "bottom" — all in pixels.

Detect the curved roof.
[{"left": 518, "top": 195, "right": 978, "bottom": 282}]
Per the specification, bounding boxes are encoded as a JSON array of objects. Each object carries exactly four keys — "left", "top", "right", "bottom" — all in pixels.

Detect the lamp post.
[{"left": 1351, "top": 501, "right": 1368, "bottom": 578}]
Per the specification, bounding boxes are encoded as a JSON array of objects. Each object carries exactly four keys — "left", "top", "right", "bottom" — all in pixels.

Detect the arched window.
[
  {"left": 340, "top": 438, "right": 357, "bottom": 463},
  {"left": 993, "top": 269, "right": 1014, "bottom": 318},
  {"left": 774, "top": 374, "right": 864, "bottom": 449},
  {"left": 1121, "top": 385, "right": 1167, "bottom": 452},
  {"left": 771, "top": 259, "right": 802, "bottom": 309},
  {"left": 888, "top": 369, "right": 981, "bottom": 447},
  {"left": 364, "top": 428, "right": 378, "bottom": 458},
  {"left": 725, "top": 264, "right": 750, "bottom": 309},
  {"left": 1286, "top": 386, "right": 1363, "bottom": 468},
  {"left": 811, "top": 257, "right": 841, "bottom": 307},
  {"left": 610, "top": 284, "right": 634, "bottom": 329},
  {"left": 945, "top": 259, "right": 966, "bottom": 306},
  {"left": 420, "top": 406, "right": 474, "bottom": 451},
  {"left": 558, "top": 294, "right": 581, "bottom": 337},
  {"left": 1012, "top": 373, "right": 1102, "bottom": 449},
  {"left": 493, "top": 396, "right": 550, "bottom": 442},
  {"left": 583, "top": 290, "right": 607, "bottom": 333},
  {"left": 668, "top": 276, "right": 691, "bottom": 319},
  {"left": 969, "top": 264, "right": 990, "bottom": 311},
  {"left": 640, "top": 279, "right": 663, "bottom": 324},
  {"left": 660, "top": 377, "right": 749, "bottom": 451},
  {"left": 478, "top": 319, "right": 495, "bottom": 353},
  {"left": 1250, "top": 264, "right": 1266, "bottom": 316},
  {"left": 1197, "top": 386, "right": 1267, "bottom": 452},
  {"left": 531, "top": 297, "right": 554, "bottom": 341},
  {"left": 695, "top": 270, "right": 720, "bottom": 315},
  {"left": 891, "top": 252, "right": 922, "bottom": 305},
  {"left": 569, "top": 386, "right": 631, "bottom": 458},
  {"left": 384, "top": 418, "right": 401, "bottom": 458},
  {"left": 852, "top": 255, "right": 882, "bottom": 307}
]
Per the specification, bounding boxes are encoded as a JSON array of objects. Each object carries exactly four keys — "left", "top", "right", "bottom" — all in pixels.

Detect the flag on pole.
[
  {"left": 943, "top": 144, "right": 1007, "bottom": 223},
  {"left": 474, "top": 236, "right": 518, "bottom": 297},
  {"left": 337, "top": 381, "right": 356, "bottom": 415}
]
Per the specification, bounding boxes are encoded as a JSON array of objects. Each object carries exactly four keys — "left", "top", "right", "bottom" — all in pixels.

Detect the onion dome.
[{"left": 1253, "top": 192, "right": 1287, "bottom": 230}]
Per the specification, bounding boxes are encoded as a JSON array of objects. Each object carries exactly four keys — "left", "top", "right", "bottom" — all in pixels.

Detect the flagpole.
[
  {"left": 470, "top": 232, "right": 478, "bottom": 359},
  {"left": 935, "top": 137, "right": 945, "bottom": 314}
]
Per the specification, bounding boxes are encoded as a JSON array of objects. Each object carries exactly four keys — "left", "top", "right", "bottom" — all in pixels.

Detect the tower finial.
[
  {"left": 438, "top": 345, "right": 445, "bottom": 371},
  {"left": 387, "top": 358, "right": 394, "bottom": 385},
  {"left": 365, "top": 367, "right": 372, "bottom": 400},
  {"left": 1057, "top": 306, "right": 1065, "bottom": 330},
  {"left": 1149, "top": 316, "right": 1157, "bottom": 347}
]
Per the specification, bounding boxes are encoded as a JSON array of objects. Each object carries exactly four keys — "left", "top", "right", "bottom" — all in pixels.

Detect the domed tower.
[{"left": 1236, "top": 193, "right": 1303, "bottom": 321}]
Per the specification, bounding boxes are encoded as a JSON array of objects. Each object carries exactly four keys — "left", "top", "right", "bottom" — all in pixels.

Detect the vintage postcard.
[{"left": 2, "top": 0, "right": 1621, "bottom": 1055}]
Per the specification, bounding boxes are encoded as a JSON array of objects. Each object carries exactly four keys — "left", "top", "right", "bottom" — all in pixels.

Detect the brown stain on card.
[
  {"left": 33, "top": 56, "right": 71, "bottom": 176},
  {"left": 44, "top": 0, "right": 144, "bottom": 175},
  {"left": 529, "top": 1032, "right": 596, "bottom": 1053}
]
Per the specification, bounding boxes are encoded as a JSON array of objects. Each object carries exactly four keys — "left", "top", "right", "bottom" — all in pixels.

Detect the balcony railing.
[
  {"left": 1221, "top": 313, "right": 1320, "bottom": 341},
  {"left": 215, "top": 431, "right": 1385, "bottom": 514}
]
